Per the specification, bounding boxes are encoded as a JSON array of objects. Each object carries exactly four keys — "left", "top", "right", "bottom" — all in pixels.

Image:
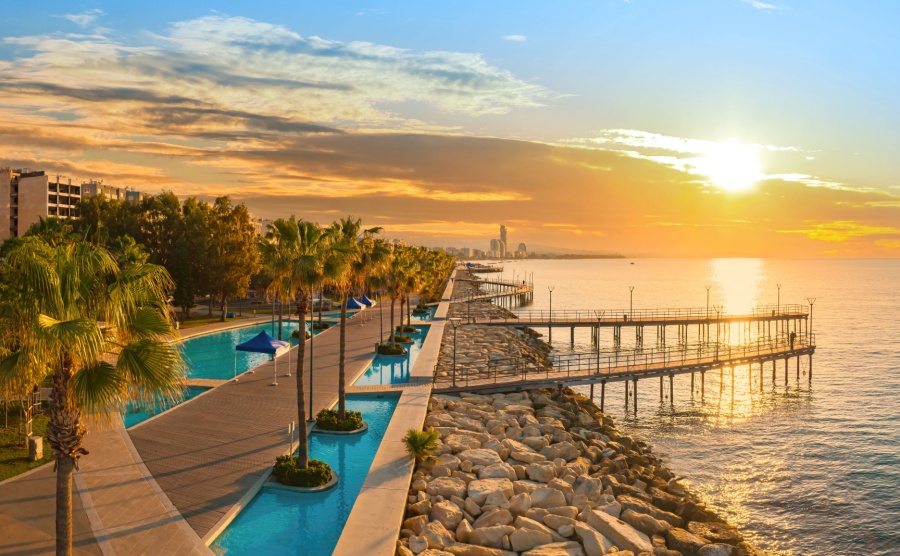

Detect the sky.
[{"left": 2, "top": 1, "right": 899, "bottom": 257}]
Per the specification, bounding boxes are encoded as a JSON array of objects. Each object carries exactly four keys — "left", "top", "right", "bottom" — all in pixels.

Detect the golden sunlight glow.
[{"left": 695, "top": 143, "right": 762, "bottom": 192}]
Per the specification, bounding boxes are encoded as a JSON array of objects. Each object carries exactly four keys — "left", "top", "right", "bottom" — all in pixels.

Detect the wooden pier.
[
  {"left": 452, "top": 276, "right": 535, "bottom": 309},
  {"left": 435, "top": 300, "right": 817, "bottom": 413}
]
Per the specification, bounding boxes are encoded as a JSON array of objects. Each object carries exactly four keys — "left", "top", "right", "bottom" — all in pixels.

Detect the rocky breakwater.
[
  {"left": 396, "top": 388, "right": 762, "bottom": 556},
  {"left": 436, "top": 274, "right": 550, "bottom": 384}
]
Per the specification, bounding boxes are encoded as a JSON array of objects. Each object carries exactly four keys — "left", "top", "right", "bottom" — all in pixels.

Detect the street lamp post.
[
  {"left": 548, "top": 286, "right": 555, "bottom": 344},
  {"left": 449, "top": 317, "right": 462, "bottom": 387},
  {"left": 807, "top": 297, "right": 816, "bottom": 344},
  {"left": 777, "top": 283, "right": 781, "bottom": 313},
  {"left": 705, "top": 285, "right": 711, "bottom": 344},
  {"left": 629, "top": 286, "right": 635, "bottom": 319}
]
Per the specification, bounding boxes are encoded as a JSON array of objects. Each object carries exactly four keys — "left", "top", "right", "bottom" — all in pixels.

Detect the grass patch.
[{"left": 0, "top": 407, "right": 53, "bottom": 482}]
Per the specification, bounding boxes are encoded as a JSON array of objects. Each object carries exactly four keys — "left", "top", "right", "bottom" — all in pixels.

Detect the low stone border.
[
  {"left": 263, "top": 470, "right": 340, "bottom": 493},
  {"left": 313, "top": 421, "right": 369, "bottom": 436}
]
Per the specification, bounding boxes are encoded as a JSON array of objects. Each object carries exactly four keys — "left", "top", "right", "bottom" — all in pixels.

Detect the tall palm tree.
[
  {"left": 262, "top": 219, "right": 299, "bottom": 340},
  {"left": 330, "top": 217, "right": 383, "bottom": 421},
  {"left": 265, "top": 217, "right": 331, "bottom": 469},
  {"left": 0, "top": 237, "right": 184, "bottom": 556}
]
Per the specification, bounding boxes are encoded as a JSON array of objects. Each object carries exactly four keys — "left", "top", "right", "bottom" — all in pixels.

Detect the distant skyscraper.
[
  {"left": 499, "top": 225, "right": 508, "bottom": 256},
  {"left": 490, "top": 238, "right": 500, "bottom": 252},
  {"left": 518, "top": 243, "right": 527, "bottom": 253}
]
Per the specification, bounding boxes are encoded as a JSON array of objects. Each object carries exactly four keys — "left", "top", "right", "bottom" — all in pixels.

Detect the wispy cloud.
[
  {"left": 739, "top": 0, "right": 783, "bottom": 11},
  {"left": 503, "top": 35, "right": 527, "bottom": 42},
  {"left": 60, "top": 9, "right": 105, "bottom": 27}
]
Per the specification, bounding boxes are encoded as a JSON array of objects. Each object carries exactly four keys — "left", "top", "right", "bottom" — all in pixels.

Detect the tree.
[
  {"left": 0, "top": 237, "right": 185, "bottom": 556},
  {"left": 330, "top": 217, "right": 382, "bottom": 421},
  {"left": 264, "top": 218, "right": 332, "bottom": 469},
  {"left": 206, "top": 197, "right": 260, "bottom": 321},
  {"left": 172, "top": 199, "right": 210, "bottom": 320}
]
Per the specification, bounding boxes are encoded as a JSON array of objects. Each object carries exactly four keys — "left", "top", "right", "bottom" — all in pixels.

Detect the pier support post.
[
  {"left": 624, "top": 380, "right": 629, "bottom": 410},
  {"left": 600, "top": 381, "right": 606, "bottom": 412},
  {"left": 571, "top": 327, "right": 575, "bottom": 346},
  {"left": 796, "top": 356, "right": 800, "bottom": 380},
  {"left": 614, "top": 326, "right": 621, "bottom": 350},
  {"left": 636, "top": 326, "right": 644, "bottom": 350},
  {"left": 668, "top": 374, "right": 674, "bottom": 405},
  {"left": 590, "top": 382, "right": 594, "bottom": 400},
  {"left": 809, "top": 355, "right": 813, "bottom": 381},
  {"left": 701, "top": 372, "right": 705, "bottom": 400},
  {"left": 659, "top": 376, "right": 664, "bottom": 402},
  {"left": 690, "top": 372, "right": 695, "bottom": 397},
  {"left": 784, "top": 358, "right": 788, "bottom": 383},
  {"left": 773, "top": 361, "right": 777, "bottom": 383},
  {"left": 633, "top": 378, "right": 638, "bottom": 414}
]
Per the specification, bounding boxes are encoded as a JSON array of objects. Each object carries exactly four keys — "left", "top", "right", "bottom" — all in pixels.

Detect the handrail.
[
  {"left": 435, "top": 333, "right": 816, "bottom": 387},
  {"left": 481, "top": 304, "right": 808, "bottom": 324}
]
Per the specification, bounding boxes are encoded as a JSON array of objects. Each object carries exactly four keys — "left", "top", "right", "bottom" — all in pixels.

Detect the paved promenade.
[{"left": 128, "top": 307, "right": 400, "bottom": 541}]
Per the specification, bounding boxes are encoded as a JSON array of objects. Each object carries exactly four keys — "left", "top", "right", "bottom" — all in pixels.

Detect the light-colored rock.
[
  {"left": 397, "top": 543, "right": 416, "bottom": 556},
  {"left": 410, "top": 535, "right": 428, "bottom": 553},
  {"left": 447, "top": 435, "right": 483, "bottom": 453},
  {"left": 543, "top": 514, "right": 576, "bottom": 530},
  {"left": 512, "top": 451, "right": 548, "bottom": 464},
  {"left": 437, "top": 454, "right": 462, "bottom": 471},
  {"left": 531, "top": 488, "right": 567, "bottom": 509},
  {"left": 465, "top": 497, "right": 482, "bottom": 517},
  {"left": 459, "top": 449, "right": 504, "bottom": 467},
  {"left": 593, "top": 500, "right": 621, "bottom": 518},
  {"left": 427, "top": 476, "right": 468, "bottom": 499},
  {"left": 514, "top": 516, "right": 568, "bottom": 543},
  {"left": 521, "top": 436, "right": 550, "bottom": 451},
  {"left": 509, "top": 528, "right": 553, "bottom": 552},
  {"left": 483, "top": 490, "right": 511, "bottom": 509},
  {"left": 687, "top": 522, "right": 744, "bottom": 546},
  {"left": 666, "top": 527, "right": 709, "bottom": 556},
  {"left": 467, "top": 479, "right": 514, "bottom": 504},
  {"left": 479, "top": 463, "right": 516, "bottom": 481},
  {"left": 424, "top": 521, "right": 456, "bottom": 550},
  {"left": 468, "top": 525, "right": 515, "bottom": 549},
  {"left": 473, "top": 509, "right": 513, "bottom": 529},
  {"left": 509, "top": 492, "right": 532, "bottom": 516},
  {"left": 432, "top": 500, "right": 465, "bottom": 530},
  {"left": 409, "top": 499, "right": 433, "bottom": 516},
  {"left": 558, "top": 524, "right": 574, "bottom": 538},
  {"left": 443, "top": 543, "right": 515, "bottom": 556},
  {"left": 526, "top": 462, "right": 557, "bottom": 483},
  {"left": 546, "top": 506, "right": 578, "bottom": 519},
  {"left": 698, "top": 544, "right": 736, "bottom": 556},
  {"left": 405, "top": 514, "right": 429, "bottom": 535},
  {"left": 433, "top": 464, "right": 452, "bottom": 478},
  {"left": 667, "top": 479, "right": 686, "bottom": 497},
  {"left": 521, "top": 541, "right": 585, "bottom": 556},
  {"left": 456, "top": 520, "right": 474, "bottom": 543},
  {"left": 621, "top": 509, "right": 671, "bottom": 537},
  {"left": 547, "top": 478, "right": 575, "bottom": 504},
  {"left": 413, "top": 479, "right": 429, "bottom": 492},
  {"left": 584, "top": 509, "right": 653, "bottom": 554},
  {"left": 573, "top": 522, "right": 616, "bottom": 556}
]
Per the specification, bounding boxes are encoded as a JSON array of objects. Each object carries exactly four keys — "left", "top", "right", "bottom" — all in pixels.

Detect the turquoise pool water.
[
  {"left": 210, "top": 395, "right": 398, "bottom": 556},
  {"left": 412, "top": 305, "right": 437, "bottom": 320},
  {"left": 182, "top": 320, "right": 329, "bottom": 381},
  {"left": 353, "top": 324, "right": 431, "bottom": 386},
  {"left": 122, "top": 386, "right": 209, "bottom": 429}
]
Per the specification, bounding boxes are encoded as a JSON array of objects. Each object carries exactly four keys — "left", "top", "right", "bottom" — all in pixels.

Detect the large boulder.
[
  {"left": 443, "top": 542, "right": 515, "bottom": 556},
  {"left": 531, "top": 488, "right": 567, "bottom": 509},
  {"left": 618, "top": 495, "right": 684, "bottom": 528},
  {"left": 479, "top": 463, "right": 517, "bottom": 481},
  {"left": 423, "top": 521, "right": 456, "bottom": 550},
  {"left": 509, "top": 492, "right": 533, "bottom": 516},
  {"left": 688, "top": 522, "right": 744, "bottom": 546},
  {"left": 584, "top": 509, "right": 653, "bottom": 554},
  {"left": 427, "top": 477, "right": 468, "bottom": 499},
  {"left": 446, "top": 435, "right": 483, "bottom": 453},
  {"left": 526, "top": 462, "right": 557, "bottom": 483},
  {"left": 468, "top": 525, "right": 515, "bottom": 549},
  {"left": 473, "top": 509, "right": 513, "bottom": 529},
  {"left": 404, "top": 514, "right": 429, "bottom": 535},
  {"left": 621, "top": 509, "right": 671, "bottom": 537},
  {"left": 432, "top": 500, "right": 465, "bottom": 530},
  {"left": 666, "top": 528, "right": 709, "bottom": 556},
  {"left": 698, "top": 544, "right": 736, "bottom": 556},
  {"left": 509, "top": 528, "right": 553, "bottom": 552},
  {"left": 521, "top": 541, "right": 585, "bottom": 555},
  {"left": 468, "top": 479, "right": 515, "bottom": 504},
  {"left": 572, "top": 522, "right": 616, "bottom": 556},
  {"left": 459, "top": 449, "right": 504, "bottom": 467},
  {"left": 514, "top": 516, "right": 568, "bottom": 543}
]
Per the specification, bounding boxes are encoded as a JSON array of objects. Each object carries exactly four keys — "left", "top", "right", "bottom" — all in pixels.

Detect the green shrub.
[
  {"left": 395, "top": 325, "right": 419, "bottom": 333},
  {"left": 312, "top": 322, "right": 331, "bottom": 330},
  {"left": 402, "top": 428, "right": 440, "bottom": 464},
  {"left": 377, "top": 342, "right": 407, "bottom": 356},
  {"left": 315, "top": 408, "right": 364, "bottom": 431},
  {"left": 273, "top": 456, "right": 332, "bottom": 487},
  {"left": 412, "top": 306, "right": 429, "bottom": 315},
  {"left": 291, "top": 329, "right": 311, "bottom": 339},
  {"left": 393, "top": 334, "right": 413, "bottom": 343}
]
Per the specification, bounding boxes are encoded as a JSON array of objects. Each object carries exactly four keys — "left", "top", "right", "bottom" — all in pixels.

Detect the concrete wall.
[{"left": 16, "top": 174, "right": 49, "bottom": 235}]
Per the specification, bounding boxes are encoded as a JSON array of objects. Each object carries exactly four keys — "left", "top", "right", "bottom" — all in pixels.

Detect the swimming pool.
[
  {"left": 122, "top": 386, "right": 210, "bottom": 429},
  {"left": 210, "top": 395, "right": 398, "bottom": 556},
  {"left": 352, "top": 324, "right": 431, "bottom": 386}
]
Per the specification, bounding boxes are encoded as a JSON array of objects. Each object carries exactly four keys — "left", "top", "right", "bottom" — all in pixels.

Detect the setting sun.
[{"left": 696, "top": 142, "right": 763, "bottom": 192}]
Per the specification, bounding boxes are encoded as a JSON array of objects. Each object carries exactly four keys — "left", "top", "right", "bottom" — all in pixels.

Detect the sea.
[{"left": 494, "top": 258, "right": 899, "bottom": 556}]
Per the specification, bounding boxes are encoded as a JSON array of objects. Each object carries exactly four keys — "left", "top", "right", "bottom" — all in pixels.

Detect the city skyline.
[{"left": 1, "top": 2, "right": 898, "bottom": 256}]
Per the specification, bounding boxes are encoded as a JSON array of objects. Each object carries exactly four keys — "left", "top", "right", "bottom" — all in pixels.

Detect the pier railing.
[
  {"left": 435, "top": 333, "right": 816, "bottom": 388},
  {"left": 480, "top": 304, "right": 808, "bottom": 324}
]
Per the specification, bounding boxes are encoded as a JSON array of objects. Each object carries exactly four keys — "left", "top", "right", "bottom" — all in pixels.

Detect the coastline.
[{"left": 394, "top": 269, "right": 765, "bottom": 556}]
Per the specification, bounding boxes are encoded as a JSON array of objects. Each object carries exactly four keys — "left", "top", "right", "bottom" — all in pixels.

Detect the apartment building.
[{"left": 0, "top": 167, "right": 82, "bottom": 241}]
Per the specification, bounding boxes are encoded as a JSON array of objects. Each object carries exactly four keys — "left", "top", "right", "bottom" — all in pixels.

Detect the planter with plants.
[
  {"left": 393, "top": 334, "right": 414, "bottom": 344},
  {"left": 412, "top": 306, "right": 429, "bottom": 315},
  {"left": 314, "top": 408, "right": 367, "bottom": 434},
  {"left": 312, "top": 322, "right": 331, "bottom": 330},
  {"left": 376, "top": 342, "right": 407, "bottom": 356},
  {"left": 291, "top": 329, "right": 312, "bottom": 340},
  {"left": 272, "top": 456, "right": 336, "bottom": 490},
  {"left": 395, "top": 324, "right": 419, "bottom": 334}
]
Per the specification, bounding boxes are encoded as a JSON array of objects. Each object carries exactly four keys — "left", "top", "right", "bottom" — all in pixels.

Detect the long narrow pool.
[
  {"left": 353, "top": 324, "right": 430, "bottom": 386},
  {"left": 210, "top": 395, "right": 398, "bottom": 555}
]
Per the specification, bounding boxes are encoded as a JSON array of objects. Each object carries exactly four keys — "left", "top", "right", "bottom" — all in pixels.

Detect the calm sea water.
[{"left": 496, "top": 258, "right": 900, "bottom": 556}]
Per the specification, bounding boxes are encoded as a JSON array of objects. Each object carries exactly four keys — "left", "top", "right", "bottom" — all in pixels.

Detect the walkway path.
[{"left": 128, "top": 307, "right": 402, "bottom": 541}]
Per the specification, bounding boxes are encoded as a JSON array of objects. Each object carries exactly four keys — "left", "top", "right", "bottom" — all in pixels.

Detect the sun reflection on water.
[{"left": 709, "top": 258, "right": 764, "bottom": 316}]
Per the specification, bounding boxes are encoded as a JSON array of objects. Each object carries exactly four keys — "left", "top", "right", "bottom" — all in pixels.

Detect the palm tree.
[
  {"left": 265, "top": 217, "right": 331, "bottom": 469},
  {"left": 262, "top": 219, "right": 299, "bottom": 340},
  {"left": 330, "top": 217, "right": 383, "bottom": 421},
  {"left": 0, "top": 237, "right": 184, "bottom": 556}
]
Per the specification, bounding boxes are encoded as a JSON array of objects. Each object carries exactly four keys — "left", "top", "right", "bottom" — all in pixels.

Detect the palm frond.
[{"left": 71, "top": 361, "right": 125, "bottom": 415}]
